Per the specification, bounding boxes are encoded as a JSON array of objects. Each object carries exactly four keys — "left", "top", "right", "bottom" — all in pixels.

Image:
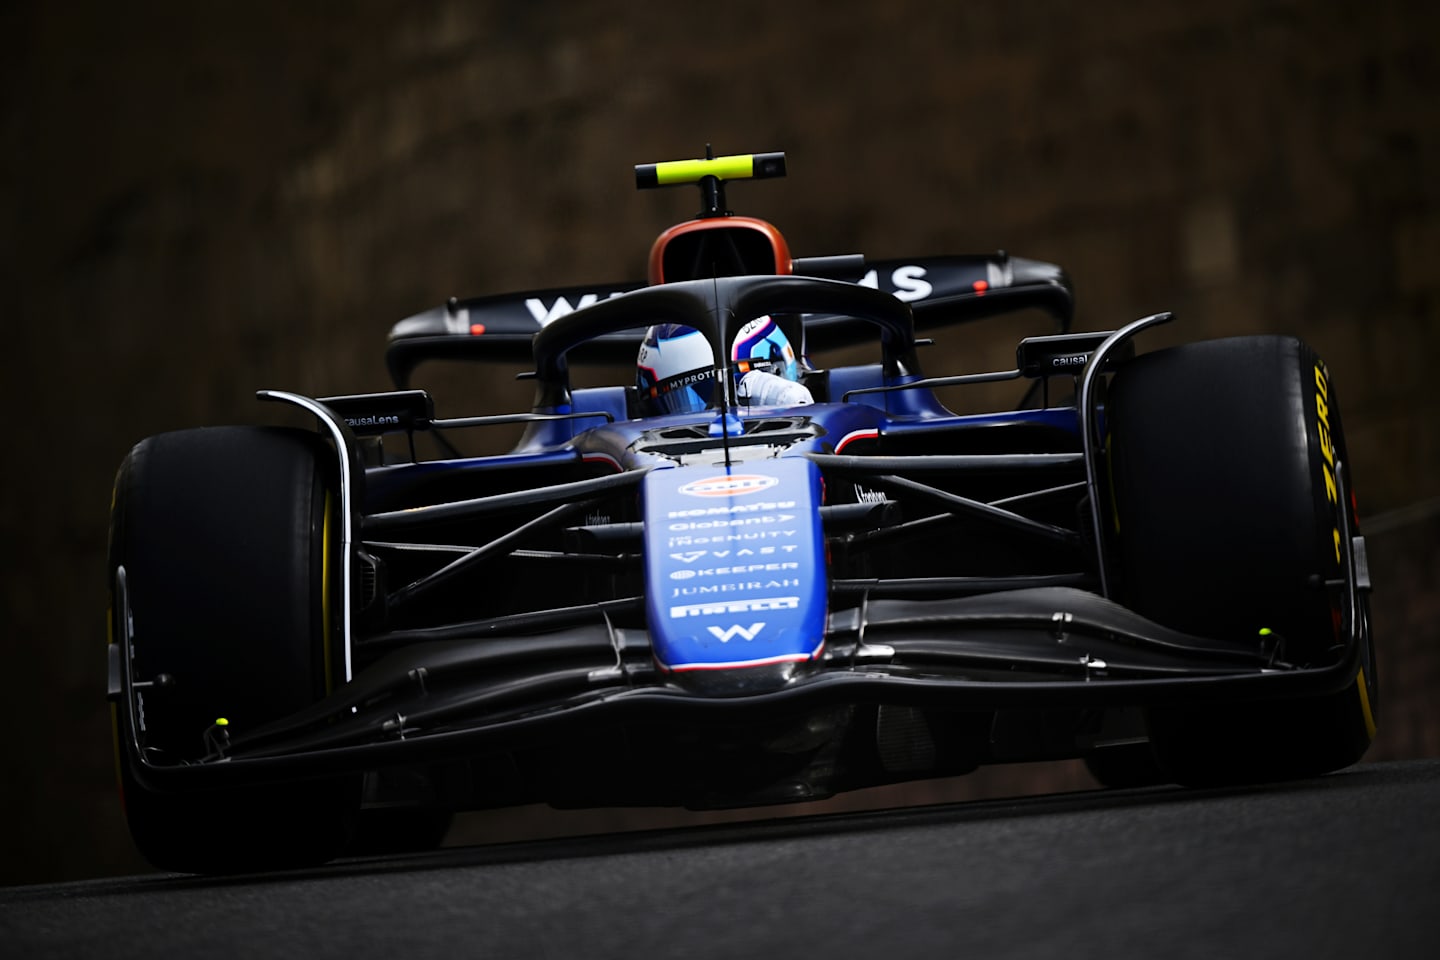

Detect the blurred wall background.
[{"left": 2, "top": 0, "right": 1436, "bottom": 884}]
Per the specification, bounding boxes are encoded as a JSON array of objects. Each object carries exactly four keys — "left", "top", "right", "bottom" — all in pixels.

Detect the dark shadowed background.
[{"left": 3, "top": 0, "right": 1437, "bottom": 885}]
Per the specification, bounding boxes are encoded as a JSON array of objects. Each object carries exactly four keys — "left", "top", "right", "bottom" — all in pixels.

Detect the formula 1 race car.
[{"left": 107, "top": 150, "right": 1377, "bottom": 873}]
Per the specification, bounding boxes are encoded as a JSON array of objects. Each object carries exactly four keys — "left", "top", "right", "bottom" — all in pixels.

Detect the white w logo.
[
  {"left": 525, "top": 295, "right": 597, "bottom": 326},
  {"left": 524, "top": 289, "right": 633, "bottom": 326},
  {"left": 706, "top": 622, "right": 766, "bottom": 643}
]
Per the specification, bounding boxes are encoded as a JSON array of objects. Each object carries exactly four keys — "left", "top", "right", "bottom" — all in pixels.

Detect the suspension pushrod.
[
  {"left": 865, "top": 474, "right": 1080, "bottom": 544},
  {"left": 388, "top": 498, "right": 602, "bottom": 610}
]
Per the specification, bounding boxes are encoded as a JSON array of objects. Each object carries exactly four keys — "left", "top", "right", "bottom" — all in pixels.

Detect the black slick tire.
[
  {"left": 1106, "top": 336, "right": 1377, "bottom": 785},
  {"left": 109, "top": 426, "right": 359, "bottom": 873}
]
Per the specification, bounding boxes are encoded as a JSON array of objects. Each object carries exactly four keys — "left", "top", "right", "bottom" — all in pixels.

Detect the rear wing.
[{"left": 384, "top": 253, "right": 1073, "bottom": 388}]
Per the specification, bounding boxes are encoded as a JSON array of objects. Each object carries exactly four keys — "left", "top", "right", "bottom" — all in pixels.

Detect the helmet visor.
[{"left": 639, "top": 366, "right": 717, "bottom": 414}]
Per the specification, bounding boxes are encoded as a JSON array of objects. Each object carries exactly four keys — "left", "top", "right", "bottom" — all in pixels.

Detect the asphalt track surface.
[{"left": 4, "top": 759, "right": 1437, "bottom": 959}]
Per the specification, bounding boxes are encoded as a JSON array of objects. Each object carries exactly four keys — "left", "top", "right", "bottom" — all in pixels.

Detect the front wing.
[{"left": 111, "top": 575, "right": 1370, "bottom": 792}]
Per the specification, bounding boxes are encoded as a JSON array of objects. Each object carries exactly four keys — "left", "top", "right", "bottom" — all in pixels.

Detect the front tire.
[
  {"left": 1106, "top": 336, "right": 1376, "bottom": 785},
  {"left": 109, "top": 426, "right": 359, "bottom": 872}
]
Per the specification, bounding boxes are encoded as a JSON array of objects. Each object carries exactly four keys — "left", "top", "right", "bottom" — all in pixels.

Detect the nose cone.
[
  {"left": 667, "top": 658, "right": 810, "bottom": 697},
  {"left": 642, "top": 459, "right": 828, "bottom": 692}
]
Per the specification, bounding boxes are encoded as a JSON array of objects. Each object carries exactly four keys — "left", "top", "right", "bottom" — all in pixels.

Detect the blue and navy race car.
[{"left": 107, "top": 150, "right": 1377, "bottom": 873}]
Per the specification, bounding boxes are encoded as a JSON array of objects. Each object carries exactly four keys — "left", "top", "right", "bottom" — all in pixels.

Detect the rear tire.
[
  {"left": 109, "top": 426, "right": 359, "bottom": 872},
  {"left": 1106, "top": 336, "right": 1376, "bottom": 785}
]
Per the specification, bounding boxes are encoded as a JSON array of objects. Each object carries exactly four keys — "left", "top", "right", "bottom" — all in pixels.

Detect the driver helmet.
[
  {"left": 731, "top": 316, "right": 799, "bottom": 383},
  {"left": 636, "top": 317, "right": 800, "bottom": 415}
]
